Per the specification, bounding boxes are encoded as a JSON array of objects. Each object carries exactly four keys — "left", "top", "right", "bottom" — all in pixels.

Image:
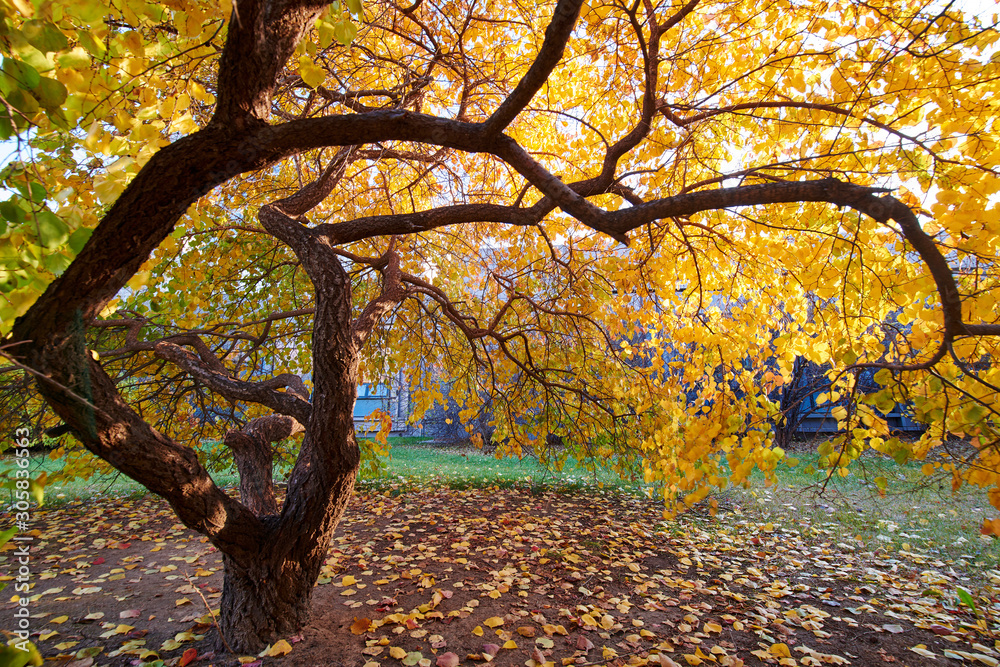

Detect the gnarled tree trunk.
[{"left": 217, "top": 468, "right": 358, "bottom": 651}]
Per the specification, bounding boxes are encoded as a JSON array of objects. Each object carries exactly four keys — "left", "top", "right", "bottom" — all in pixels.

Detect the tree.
[{"left": 2, "top": 0, "right": 999, "bottom": 651}]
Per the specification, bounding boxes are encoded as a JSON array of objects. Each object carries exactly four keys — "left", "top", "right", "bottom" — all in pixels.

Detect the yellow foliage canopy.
[{"left": 1, "top": 0, "right": 999, "bottom": 520}]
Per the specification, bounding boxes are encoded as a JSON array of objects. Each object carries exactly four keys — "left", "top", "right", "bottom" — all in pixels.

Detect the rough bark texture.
[
  {"left": 224, "top": 415, "right": 304, "bottom": 517},
  {"left": 218, "top": 467, "right": 356, "bottom": 651}
]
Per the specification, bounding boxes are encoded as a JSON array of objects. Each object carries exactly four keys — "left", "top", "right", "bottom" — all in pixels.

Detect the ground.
[{"left": 1, "top": 486, "right": 998, "bottom": 667}]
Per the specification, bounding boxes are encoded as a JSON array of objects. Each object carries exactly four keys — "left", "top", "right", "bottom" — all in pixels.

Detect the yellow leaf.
[
  {"left": 265, "top": 640, "right": 293, "bottom": 657},
  {"left": 472, "top": 626, "right": 483, "bottom": 636},
  {"left": 484, "top": 616, "right": 504, "bottom": 628},
  {"left": 390, "top": 646, "right": 407, "bottom": 659},
  {"left": 298, "top": 55, "right": 326, "bottom": 88},
  {"left": 770, "top": 643, "right": 791, "bottom": 658}
]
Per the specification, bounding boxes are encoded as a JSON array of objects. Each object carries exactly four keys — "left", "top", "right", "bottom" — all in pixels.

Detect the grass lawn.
[
  {"left": 3, "top": 436, "right": 997, "bottom": 579},
  {"left": 725, "top": 450, "right": 1000, "bottom": 579}
]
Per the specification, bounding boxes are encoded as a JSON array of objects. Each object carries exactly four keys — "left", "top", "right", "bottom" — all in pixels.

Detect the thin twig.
[{"left": 183, "top": 569, "right": 234, "bottom": 655}]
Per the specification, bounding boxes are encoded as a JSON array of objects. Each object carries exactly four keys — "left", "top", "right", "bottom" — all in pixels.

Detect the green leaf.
[
  {"left": 6, "top": 88, "right": 39, "bottom": 115},
  {"left": 71, "top": 0, "right": 108, "bottom": 25},
  {"left": 42, "top": 250, "right": 71, "bottom": 274},
  {"left": 14, "top": 46, "right": 55, "bottom": 74},
  {"left": 0, "top": 526, "right": 17, "bottom": 549},
  {"left": 21, "top": 20, "right": 68, "bottom": 53},
  {"left": 402, "top": 652, "right": 423, "bottom": 666},
  {"left": 27, "top": 182, "right": 46, "bottom": 204},
  {"left": 67, "top": 227, "right": 92, "bottom": 254},
  {"left": 34, "top": 76, "right": 66, "bottom": 109},
  {"left": 75, "top": 646, "right": 103, "bottom": 659},
  {"left": 77, "top": 30, "right": 106, "bottom": 58},
  {"left": 345, "top": 0, "right": 362, "bottom": 16},
  {"left": 0, "top": 200, "right": 26, "bottom": 225},
  {"left": 333, "top": 19, "right": 358, "bottom": 46},
  {"left": 0, "top": 640, "right": 42, "bottom": 667},
  {"left": 45, "top": 106, "right": 69, "bottom": 130},
  {"left": 957, "top": 587, "right": 979, "bottom": 615},
  {"left": 33, "top": 210, "right": 69, "bottom": 249},
  {"left": 2, "top": 58, "right": 40, "bottom": 89}
]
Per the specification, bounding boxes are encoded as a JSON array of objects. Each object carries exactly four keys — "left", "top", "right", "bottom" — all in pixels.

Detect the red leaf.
[
  {"left": 179, "top": 648, "right": 198, "bottom": 666},
  {"left": 436, "top": 652, "right": 460, "bottom": 667}
]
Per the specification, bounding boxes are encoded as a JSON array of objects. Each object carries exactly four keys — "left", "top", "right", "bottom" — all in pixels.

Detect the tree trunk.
[
  {"left": 215, "top": 462, "right": 359, "bottom": 653},
  {"left": 774, "top": 355, "right": 805, "bottom": 450},
  {"left": 217, "top": 551, "right": 317, "bottom": 652}
]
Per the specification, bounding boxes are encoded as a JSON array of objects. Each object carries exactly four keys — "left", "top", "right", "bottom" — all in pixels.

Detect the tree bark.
[
  {"left": 218, "top": 464, "right": 358, "bottom": 652},
  {"left": 224, "top": 415, "right": 304, "bottom": 517},
  {"left": 218, "top": 552, "right": 315, "bottom": 651}
]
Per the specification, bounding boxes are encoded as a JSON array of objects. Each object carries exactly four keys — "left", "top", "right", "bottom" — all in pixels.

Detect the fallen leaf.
[
  {"left": 436, "top": 652, "right": 460, "bottom": 667},
  {"left": 402, "top": 651, "right": 423, "bottom": 666},
  {"left": 265, "top": 640, "right": 293, "bottom": 657}
]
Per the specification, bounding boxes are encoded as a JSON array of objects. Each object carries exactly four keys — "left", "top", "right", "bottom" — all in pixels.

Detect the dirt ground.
[{"left": 1, "top": 486, "right": 998, "bottom": 666}]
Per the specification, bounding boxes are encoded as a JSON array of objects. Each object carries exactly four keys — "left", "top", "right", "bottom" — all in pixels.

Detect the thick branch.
[
  {"left": 482, "top": 0, "right": 584, "bottom": 135},
  {"left": 225, "top": 414, "right": 304, "bottom": 517},
  {"left": 352, "top": 244, "right": 406, "bottom": 348},
  {"left": 213, "top": 0, "right": 332, "bottom": 124},
  {"left": 33, "top": 348, "right": 265, "bottom": 560},
  {"left": 154, "top": 342, "right": 312, "bottom": 424}
]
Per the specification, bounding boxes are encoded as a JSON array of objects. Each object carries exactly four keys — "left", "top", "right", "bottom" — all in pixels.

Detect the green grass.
[
  {"left": 0, "top": 448, "right": 241, "bottom": 506},
  {"left": 721, "top": 451, "right": 1000, "bottom": 579},
  {"left": 362, "top": 439, "right": 641, "bottom": 493}
]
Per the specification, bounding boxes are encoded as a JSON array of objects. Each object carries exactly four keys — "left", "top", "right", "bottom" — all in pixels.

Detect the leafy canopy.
[{"left": 1, "top": 0, "right": 999, "bottom": 525}]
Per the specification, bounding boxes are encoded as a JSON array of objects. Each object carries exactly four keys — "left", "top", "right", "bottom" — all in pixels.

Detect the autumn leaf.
[
  {"left": 436, "top": 652, "right": 459, "bottom": 667},
  {"left": 264, "top": 640, "right": 293, "bottom": 657}
]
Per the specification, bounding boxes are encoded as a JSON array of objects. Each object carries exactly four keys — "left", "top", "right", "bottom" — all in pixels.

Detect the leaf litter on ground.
[{"left": 0, "top": 486, "right": 998, "bottom": 666}]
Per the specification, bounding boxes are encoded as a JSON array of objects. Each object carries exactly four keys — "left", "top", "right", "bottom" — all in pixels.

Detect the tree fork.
[{"left": 224, "top": 415, "right": 304, "bottom": 517}]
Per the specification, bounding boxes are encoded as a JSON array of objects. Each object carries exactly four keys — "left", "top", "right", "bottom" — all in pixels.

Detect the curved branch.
[
  {"left": 154, "top": 341, "right": 312, "bottom": 424},
  {"left": 225, "top": 414, "right": 304, "bottom": 517},
  {"left": 352, "top": 242, "right": 406, "bottom": 348},
  {"left": 482, "top": 0, "right": 584, "bottom": 135}
]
